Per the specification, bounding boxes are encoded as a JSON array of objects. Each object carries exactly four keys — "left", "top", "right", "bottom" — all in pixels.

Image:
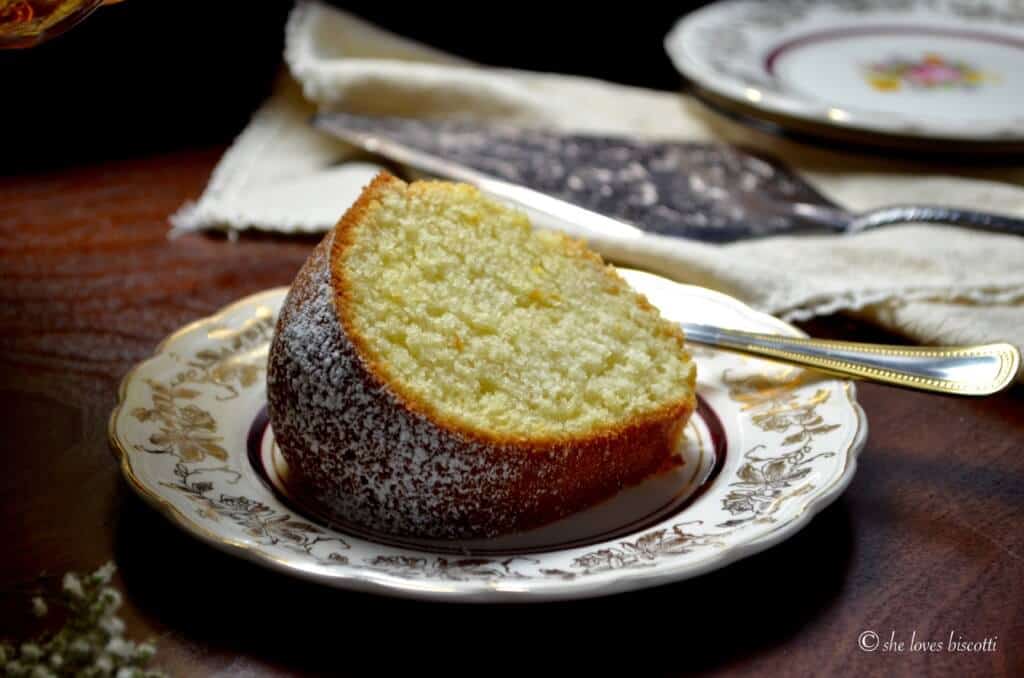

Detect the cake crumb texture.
[{"left": 336, "top": 176, "right": 695, "bottom": 440}]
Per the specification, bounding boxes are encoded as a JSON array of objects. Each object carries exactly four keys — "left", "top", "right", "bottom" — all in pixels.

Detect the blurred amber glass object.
[{"left": 0, "top": 0, "right": 121, "bottom": 48}]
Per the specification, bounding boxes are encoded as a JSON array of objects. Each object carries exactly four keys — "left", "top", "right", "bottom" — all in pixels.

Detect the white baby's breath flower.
[
  {"left": 92, "top": 562, "right": 117, "bottom": 585},
  {"left": 62, "top": 572, "right": 85, "bottom": 599},
  {"left": 94, "top": 653, "right": 114, "bottom": 674},
  {"left": 98, "top": 587, "right": 123, "bottom": 612},
  {"left": 30, "top": 597, "right": 48, "bottom": 618},
  {"left": 135, "top": 643, "right": 156, "bottom": 662},
  {"left": 12, "top": 564, "right": 162, "bottom": 677},
  {"left": 99, "top": 616, "right": 126, "bottom": 636},
  {"left": 105, "top": 637, "right": 134, "bottom": 659}
]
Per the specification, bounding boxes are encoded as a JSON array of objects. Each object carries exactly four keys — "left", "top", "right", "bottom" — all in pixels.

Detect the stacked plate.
[{"left": 665, "top": 0, "right": 1024, "bottom": 153}]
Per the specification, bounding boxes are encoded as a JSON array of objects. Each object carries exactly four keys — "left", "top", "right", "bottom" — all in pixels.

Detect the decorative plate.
[
  {"left": 665, "top": 0, "right": 1024, "bottom": 145},
  {"left": 109, "top": 271, "right": 866, "bottom": 602}
]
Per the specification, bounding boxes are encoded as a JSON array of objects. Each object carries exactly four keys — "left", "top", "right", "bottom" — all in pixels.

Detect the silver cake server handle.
[
  {"left": 694, "top": 178, "right": 1024, "bottom": 237},
  {"left": 681, "top": 323, "right": 1019, "bottom": 396}
]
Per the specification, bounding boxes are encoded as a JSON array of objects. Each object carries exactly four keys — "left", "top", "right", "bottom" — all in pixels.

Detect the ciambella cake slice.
[{"left": 267, "top": 172, "right": 696, "bottom": 539}]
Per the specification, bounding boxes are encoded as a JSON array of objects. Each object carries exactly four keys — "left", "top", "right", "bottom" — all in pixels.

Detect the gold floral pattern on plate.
[
  {"left": 719, "top": 369, "right": 839, "bottom": 527},
  {"left": 110, "top": 273, "right": 867, "bottom": 601}
]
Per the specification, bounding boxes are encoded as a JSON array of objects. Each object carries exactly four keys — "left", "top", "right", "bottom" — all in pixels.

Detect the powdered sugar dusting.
[{"left": 267, "top": 234, "right": 529, "bottom": 538}]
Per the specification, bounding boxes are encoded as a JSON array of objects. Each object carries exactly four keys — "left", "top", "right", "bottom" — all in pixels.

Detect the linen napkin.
[{"left": 172, "top": 1, "right": 1024, "bottom": 371}]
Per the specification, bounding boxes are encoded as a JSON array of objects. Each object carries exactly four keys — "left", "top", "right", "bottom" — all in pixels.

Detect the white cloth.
[{"left": 173, "top": 1, "right": 1024, "bottom": 372}]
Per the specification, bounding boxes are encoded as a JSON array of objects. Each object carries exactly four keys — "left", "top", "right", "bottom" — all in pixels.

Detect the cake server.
[
  {"left": 314, "top": 114, "right": 1021, "bottom": 396},
  {"left": 314, "top": 112, "right": 1024, "bottom": 240}
]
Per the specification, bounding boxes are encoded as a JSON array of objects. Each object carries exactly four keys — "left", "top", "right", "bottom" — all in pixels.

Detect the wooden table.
[{"left": 1, "top": 149, "right": 1021, "bottom": 677}]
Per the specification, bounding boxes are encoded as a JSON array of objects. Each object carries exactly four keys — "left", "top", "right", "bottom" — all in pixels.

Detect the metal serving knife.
[{"left": 314, "top": 113, "right": 1021, "bottom": 395}]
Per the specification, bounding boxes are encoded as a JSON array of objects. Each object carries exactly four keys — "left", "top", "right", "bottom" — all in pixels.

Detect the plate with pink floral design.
[
  {"left": 666, "top": 0, "right": 1024, "bottom": 148},
  {"left": 109, "top": 271, "right": 866, "bottom": 602}
]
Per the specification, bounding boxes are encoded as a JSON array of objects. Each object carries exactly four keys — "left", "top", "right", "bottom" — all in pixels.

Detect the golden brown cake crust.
[{"left": 266, "top": 173, "right": 696, "bottom": 539}]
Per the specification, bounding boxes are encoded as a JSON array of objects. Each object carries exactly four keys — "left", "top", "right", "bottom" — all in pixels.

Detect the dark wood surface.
[{"left": 1, "top": 149, "right": 1021, "bottom": 677}]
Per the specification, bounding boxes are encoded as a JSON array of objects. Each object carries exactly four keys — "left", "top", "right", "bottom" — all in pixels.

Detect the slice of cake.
[{"left": 267, "top": 172, "right": 696, "bottom": 539}]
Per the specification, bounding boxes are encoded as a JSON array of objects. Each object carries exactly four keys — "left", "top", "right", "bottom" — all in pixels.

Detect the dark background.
[{"left": 2, "top": 1, "right": 712, "bottom": 173}]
